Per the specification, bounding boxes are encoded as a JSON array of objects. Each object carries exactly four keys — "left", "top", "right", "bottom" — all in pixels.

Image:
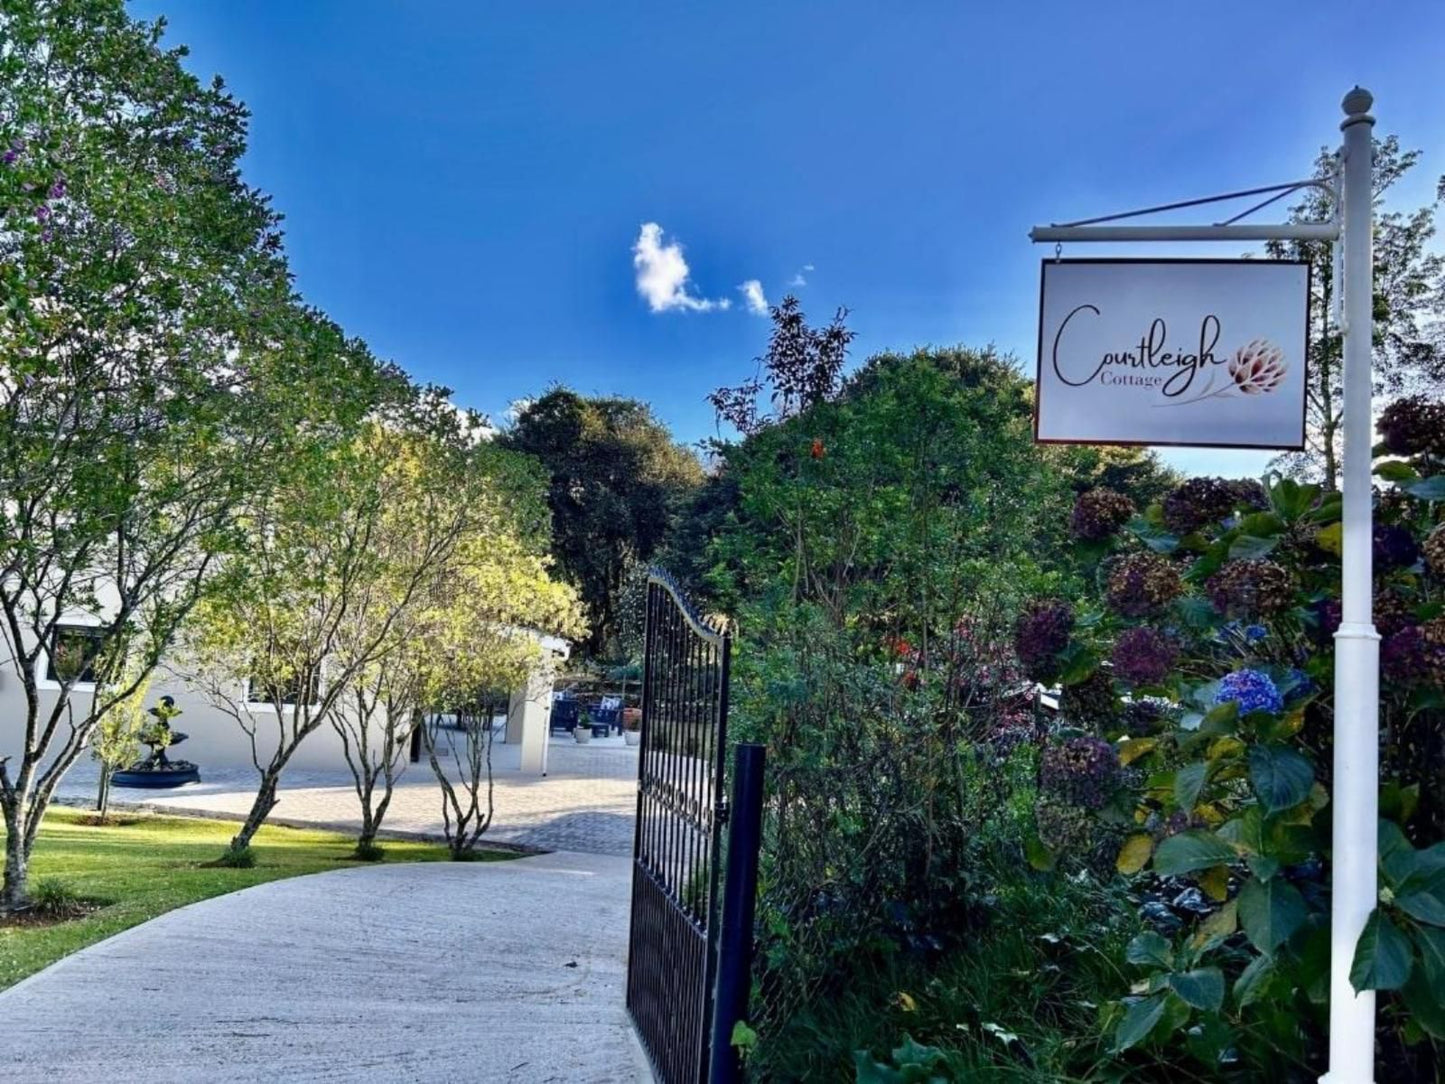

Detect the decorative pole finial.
[{"left": 1341, "top": 86, "right": 1373, "bottom": 122}]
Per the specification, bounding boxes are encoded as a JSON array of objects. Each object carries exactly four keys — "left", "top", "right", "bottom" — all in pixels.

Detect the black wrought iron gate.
[{"left": 627, "top": 570, "right": 732, "bottom": 1083}]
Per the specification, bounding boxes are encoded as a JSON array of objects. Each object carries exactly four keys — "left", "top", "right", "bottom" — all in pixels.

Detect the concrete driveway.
[{"left": 0, "top": 854, "right": 650, "bottom": 1083}]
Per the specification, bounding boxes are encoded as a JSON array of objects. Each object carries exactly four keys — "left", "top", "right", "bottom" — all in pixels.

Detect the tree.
[
  {"left": 183, "top": 395, "right": 462, "bottom": 857},
  {"left": 708, "top": 294, "right": 855, "bottom": 437},
  {"left": 1266, "top": 137, "right": 1445, "bottom": 486},
  {"left": 709, "top": 345, "right": 1076, "bottom": 1041},
  {"left": 499, "top": 389, "right": 701, "bottom": 656},
  {"left": 0, "top": 0, "right": 333, "bottom": 906},
  {"left": 89, "top": 659, "right": 151, "bottom": 821},
  {"left": 322, "top": 424, "right": 583, "bottom": 856}
]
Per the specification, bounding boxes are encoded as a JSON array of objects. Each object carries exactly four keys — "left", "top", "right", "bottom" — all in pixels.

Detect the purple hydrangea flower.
[
  {"left": 1014, "top": 598, "right": 1074, "bottom": 681},
  {"left": 48, "top": 178, "right": 65, "bottom": 199},
  {"left": 1111, "top": 626, "right": 1177, "bottom": 686},
  {"left": 34, "top": 204, "right": 49, "bottom": 222},
  {"left": 1213, "top": 669, "right": 1283, "bottom": 715},
  {"left": 1039, "top": 735, "right": 1121, "bottom": 810},
  {"left": 2, "top": 150, "right": 16, "bottom": 166}
]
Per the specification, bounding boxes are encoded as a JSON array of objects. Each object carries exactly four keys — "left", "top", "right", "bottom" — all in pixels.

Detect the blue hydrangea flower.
[
  {"left": 1214, "top": 669, "right": 1283, "bottom": 715},
  {"left": 1244, "top": 624, "right": 1268, "bottom": 642}
]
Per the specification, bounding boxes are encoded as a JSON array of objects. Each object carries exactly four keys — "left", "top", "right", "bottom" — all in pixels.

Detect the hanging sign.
[{"left": 1034, "top": 258, "right": 1309, "bottom": 449}]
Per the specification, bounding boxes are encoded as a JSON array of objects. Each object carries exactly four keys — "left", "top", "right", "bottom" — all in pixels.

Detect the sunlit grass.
[{"left": 0, "top": 807, "right": 509, "bottom": 989}]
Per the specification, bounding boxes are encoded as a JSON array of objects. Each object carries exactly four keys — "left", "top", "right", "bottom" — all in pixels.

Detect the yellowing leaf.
[
  {"left": 1276, "top": 709, "right": 1306, "bottom": 738},
  {"left": 1315, "top": 522, "right": 1344, "bottom": 556},
  {"left": 894, "top": 991, "right": 916, "bottom": 1012},
  {"left": 1195, "top": 803, "right": 1228, "bottom": 827},
  {"left": 1309, "top": 782, "right": 1331, "bottom": 811},
  {"left": 1199, "top": 864, "right": 1230, "bottom": 902},
  {"left": 1191, "top": 899, "right": 1238, "bottom": 950},
  {"left": 1119, "top": 738, "right": 1157, "bottom": 765},
  {"left": 1207, "top": 737, "right": 1246, "bottom": 762},
  {"left": 1117, "top": 833, "right": 1155, "bottom": 875}
]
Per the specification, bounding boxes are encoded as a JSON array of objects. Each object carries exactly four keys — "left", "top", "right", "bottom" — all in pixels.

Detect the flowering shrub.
[
  {"left": 1013, "top": 598, "right": 1074, "bottom": 682},
  {"left": 1104, "top": 552, "right": 1183, "bottom": 617},
  {"left": 1071, "top": 487, "right": 1135, "bottom": 540},
  {"left": 1020, "top": 448, "right": 1445, "bottom": 1076},
  {"left": 1110, "top": 626, "right": 1176, "bottom": 687},
  {"left": 1212, "top": 668, "right": 1283, "bottom": 715}
]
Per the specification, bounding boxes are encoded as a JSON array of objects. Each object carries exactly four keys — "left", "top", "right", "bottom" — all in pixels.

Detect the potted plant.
[
  {"left": 622, "top": 708, "right": 642, "bottom": 747},
  {"left": 573, "top": 709, "right": 593, "bottom": 744}
]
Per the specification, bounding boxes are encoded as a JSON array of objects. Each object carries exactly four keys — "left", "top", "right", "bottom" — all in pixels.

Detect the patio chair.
[
  {"left": 551, "top": 696, "right": 579, "bottom": 733},
  {"left": 592, "top": 696, "right": 622, "bottom": 735}
]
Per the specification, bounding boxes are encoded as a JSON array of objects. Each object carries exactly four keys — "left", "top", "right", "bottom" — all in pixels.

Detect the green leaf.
[
  {"left": 1350, "top": 909, "right": 1414, "bottom": 992},
  {"left": 1403, "top": 970, "right": 1445, "bottom": 1040},
  {"left": 1374, "top": 460, "right": 1420, "bottom": 483},
  {"left": 1174, "top": 762, "right": 1209, "bottom": 811},
  {"left": 1380, "top": 819, "right": 1418, "bottom": 888},
  {"left": 1199, "top": 700, "right": 1239, "bottom": 734},
  {"left": 1234, "top": 954, "right": 1276, "bottom": 1008},
  {"left": 1168, "top": 967, "right": 1225, "bottom": 1012},
  {"left": 1380, "top": 783, "right": 1421, "bottom": 827},
  {"left": 1024, "top": 834, "right": 1055, "bottom": 872},
  {"left": 1415, "top": 926, "right": 1445, "bottom": 993},
  {"left": 1127, "top": 516, "right": 1179, "bottom": 554},
  {"left": 1056, "top": 645, "right": 1101, "bottom": 686},
  {"left": 1154, "top": 831, "right": 1237, "bottom": 876},
  {"left": 1396, "top": 864, "right": 1445, "bottom": 926},
  {"left": 1237, "top": 876, "right": 1308, "bottom": 954},
  {"left": 1113, "top": 994, "right": 1167, "bottom": 1053},
  {"left": 1228, "top": 535, "right": 1278, "bottom": 559},
  {"left": 1248, "top": 745, "right": 1314, "bottom": 814},
  {"left": 1237, "top": 512, "right": 1286, "bottom": 537},
  {"left": 1126, "top": 930, "right": 1174, "bottom": 970},
  {"left": 1404, "top": 475, "right": 1445, "bottom": 501}
]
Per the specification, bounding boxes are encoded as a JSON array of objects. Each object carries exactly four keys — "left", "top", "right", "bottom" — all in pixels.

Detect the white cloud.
[
  {"left": 738, "top": 279, "right": 769, "bottom": 314},
  {"left": 632, "top": 222, "right": 730, "bottom": 313},
  {"left": 789, "top": 263, "right": 815, "bottom": 287}
]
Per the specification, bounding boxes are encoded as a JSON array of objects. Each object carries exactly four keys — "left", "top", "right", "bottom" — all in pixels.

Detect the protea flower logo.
[
  {"left": 1228, "top": 339, "right": 1288, "bottom": 394},
  {"left": 1161, "top": 336, "right": 1290, "bottom": 408}
]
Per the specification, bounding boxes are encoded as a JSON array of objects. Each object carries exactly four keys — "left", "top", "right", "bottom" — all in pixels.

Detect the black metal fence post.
[{"left": 709, "top": 742, "right": 765, "bottom": 1084}]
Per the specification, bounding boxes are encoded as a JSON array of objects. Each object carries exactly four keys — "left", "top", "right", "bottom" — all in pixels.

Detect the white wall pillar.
[{"left": 505, "top": 659, "right": 556, "bottom": 774}]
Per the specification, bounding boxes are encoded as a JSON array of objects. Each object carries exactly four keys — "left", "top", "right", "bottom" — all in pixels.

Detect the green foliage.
[
  {"left": 1019, "top": 447, "right": 1445, "bottom": 1077},
  {"left": 0, "top": 0, "right": 405, "bottom": 905},
  {"left": 499, "top": 388, "right": 701, "bottom": 655},
  {"left": 1266, "top": 137, "right": 1445, "bottom": 485},
  {"left": 26, "top": 877, "right": 83, "bottom": 918},
  {"left": 703, "top": 343, "right": 1084, "bottom": 1069},
  {"left": 351, "top": 841, "right": 386, "bottom": 863}
]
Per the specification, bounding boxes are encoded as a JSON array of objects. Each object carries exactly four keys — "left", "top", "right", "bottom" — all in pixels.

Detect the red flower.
[{"left": 810, "top": 438, "right": 825, "bottom": 459}]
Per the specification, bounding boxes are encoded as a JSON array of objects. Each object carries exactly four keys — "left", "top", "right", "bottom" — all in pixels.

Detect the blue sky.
[{"left": 133, "top": 1, "right": 1445, "bottom": 475}]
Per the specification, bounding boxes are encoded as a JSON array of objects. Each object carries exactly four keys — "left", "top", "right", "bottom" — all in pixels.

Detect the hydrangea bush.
[{"left": 1028, "top": 450, "right": 1445, "bottom": 1077}]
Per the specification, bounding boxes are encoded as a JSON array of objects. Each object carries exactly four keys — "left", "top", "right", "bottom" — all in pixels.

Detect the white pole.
[{"left": 1322, "top": 86, "right": 1377, "bottom": 1084}]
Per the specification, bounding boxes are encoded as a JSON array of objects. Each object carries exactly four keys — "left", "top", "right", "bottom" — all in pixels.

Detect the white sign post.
[
  {"left": 1031, "top": 89, "right": 1377, "bottom": 1084},
  {"left": 1035, "top": 259, "right": 1309, "bottom": 449}
]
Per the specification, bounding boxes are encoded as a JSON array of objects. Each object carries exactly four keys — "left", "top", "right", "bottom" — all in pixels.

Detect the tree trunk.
[
  {"left": 2, "top": 806, "right": 29, "bottom": 909},
  {"left": 95, "top": 764, "right": 111, "bottom": 819},
  {"left": 229, "top": 773, "right": 281, "bottom": 852}
]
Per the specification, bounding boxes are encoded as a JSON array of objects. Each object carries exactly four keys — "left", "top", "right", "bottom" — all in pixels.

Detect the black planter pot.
[{"left": 111, "top": 762, "right": 200, "bottom": 789}]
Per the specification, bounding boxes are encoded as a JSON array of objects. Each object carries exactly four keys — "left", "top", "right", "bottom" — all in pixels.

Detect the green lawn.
[{"left": 0, "top": 807, "right": 498, "bottom": 990}]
